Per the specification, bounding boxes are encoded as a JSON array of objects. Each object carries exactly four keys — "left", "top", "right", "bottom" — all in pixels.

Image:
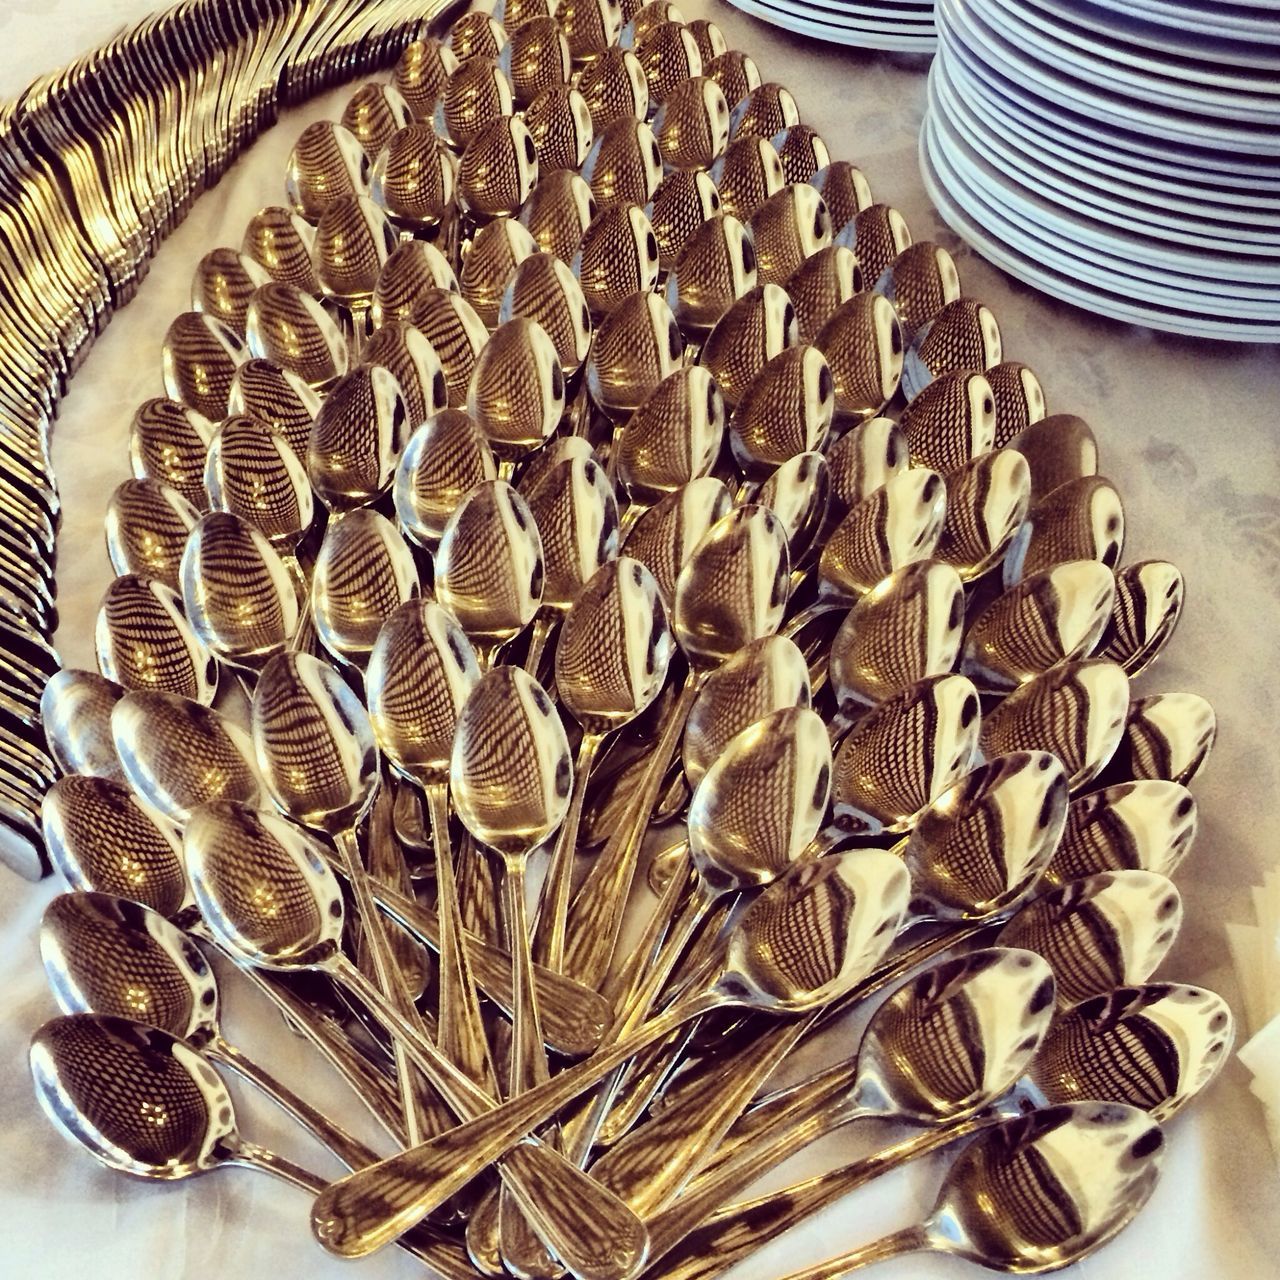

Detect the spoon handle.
[
  {"left": 372, "top": 878, "right": 611, "bottom": 1058},
  {"left": 587, "top": 1003, "right": 807, "bottom": 1217},
  {"left": 562, "top": 672, "right": 700, "bottom": 991},
  {"left": 774, "top": 1226, "right": 929, "bottom": 1279},
  {"left": 209, "top": 1035, "right": 380, "bottom": 1171},
  {"left": 425, "top": 781, "right": 497, "bottom": 1092},
  {"left": 533, "top": 729, "right": 604, "bottom": 972},
  {"left": 311, "top": 989, "right": 720, "bottom": 1256},
  {"left": 232, "top": 1140, "right": 480, "bottom": 1280},
  {"left": 650, "top": 1118, "right": 995, "bottom": 1280}
]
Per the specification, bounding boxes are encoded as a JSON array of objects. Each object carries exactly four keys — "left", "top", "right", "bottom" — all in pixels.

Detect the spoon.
[
  {"left": 43, "top": 774, "right": 186, "bottom": 917},
  {"left": 372, "top": 122, "right": 458, "bottom": 239},
  {"left": 112, "top": 690, "right": 263, "bottom": 823},
  {"left": 749, "top": 183, "right": 831, "bottom": 289},
  {"left": 564, "top": 503, "right": 790, "bottom": 992},
  {"left": 202, "top": 414, "right": 314, "bottom": 570},
  {"left": 664, "top": 211, "right": 757, "bottom": 339},
  {"left": 711, "top": 134, "right": 784, "bottom": 223},
  {"left": 1111, "top": 691, "right": 1216, "bottom": 787},
  {"left": 787, "top": 243, "right": 861, "bottom": 343},
  {"left": 366, "top": 599, "right": 493, "bottom": 1090},
  {"left": 245, "top": 281, "right": 349, "bottom": 388},
  {"left": 895, "top": 369, "right": 995, "bottom": 474},
  {"left": 653, "top": 74, "right": 730, "bottom": 171},
  {"left": 434, "top": 479, "right": 545, "bottom": 667},
  {"left": 728, "top": 345, "right": 834, "bottom": 482},
  {"left": 876, "top": 240, "right": 961, "bottom": 342},
  {"left": 581, "top": 118, "right": 662, "bottom": 211},
  {"left": 182, "top": 797, "right": 647, "bottom": 1280},
  {"left": 1007, "top": 413, "right": 1099, "bottom": 502},
  {"left": 310, "top": 847, "right": 912, "bottom": 1253},
  {"left": 784, "top": 467, "right": 947, "bottom": 637},
  {"left": 628, "top": 948, "right": 1057, "bottom": 1269},
  {"left": 500, "top": 14, "right": 571, "bottom": 109},
  {"left": 129, "top": 397, "right": 215, "bottom": 512},
  {"left": 500, "top": 251, "right": 594, "bottom": 381},
  {"left": 307, "top": 365, "right": 407, "bottom": 513},
  {"left": 39, "top": 670, "right": 127, "bottom": 785},
  {"left": 1045, "top": 780, "right": 1197, "bottom": 886},
  {"left": 180, "top": 511, "right": 300, "bottom": 673},
  {"left": 241, "top": 206, "right": 319, "bottom": 295},
  {"left": 534, "top": 556, "right": 673, "bottom": 971},
  {"left": 980, "top": 659, "right": 1130, "bottom": 792},
  {"left": 362, "top": 321, "right": 449, "bottom": 432},
  {"left": 521, "top": 451, "right": 621, "bottom": 672},
  {"left": 39, "top": 892, "right": 377, "bottom": 1171},
  {"left": 812, "top": 292, "right": 903, "bottom": 425},
  {"left": 575, "top": 203, "right": 661, "bottom": 322},
  {"left": 412, "top": 288, "right": 490, "bottom": 407},
  {"left": 467, "top": 316, "right": 566, "bottom": 470},
  {"left": 460, "top": 217, "right": 539, "bottom": 329},
  {"left": 161, "top": 312, "right": 247, "bottom": 422},
  {"left": 755, "top": 451, "right": 831, "bottom": 576},
  {"left": 310, "top": 509, "right": 419, "bottom": 670},
  {"left": 828, "top": 560, "right": 964, "bottom": 718},
  {"left": 1003, "top": 475, "right": 1125, "bottom": 588},
  {"left": 370, "top": 241, "right": 459, "bottom": 329},
  {"left": 104, "top": 478, "right": 200, "bottom": 591},
  {"left": 823, "top": 415, "right": 909, "bottom": 534},
  {"left": 698, "top": 282, "right": 796, "bottom": 409},
  {"left": 285, "top": 121, "right": 369, "bottom": 222},
  {"left": 341, "top": 82, "right": 413, "bottom": 161},
  {"left": 934, "top": 449, "right": 1031, "bottom": 582},
  {"left": 191, "top": 247, "right": 271, "bottom": 337},
  {"left": 622, "top": 476, "right": 732, "bottom": 605},
  {"left": 613, "top": 366, "right": 725, "bottom": 526},
  {"left": 94, "top": 573, "right": 219, "bottom": 705},
  {"left": 29, "top": 1014, "right": 473, "bottom": 1279},
  {"left": 1096, "top": 560, "right": 1185, "bottom": 678},
  {"left": 394, "top": 409, "right": 498, "bottom": 552},
  {"left": 962, "top": 561, "right": 1117, "bottom": 694},
  {"left": 901, "top": 296, "right": 1002, "bottom": 401},
  {"left": 519, "top": 168, "right": 598, "bottom": 264},
  {"left": 1027, "top": 982, "right": 1233, "bottom": 1122},
  {"left": 585, "top": 289, "right": 684, "bottom": 426},
  {"left": 249, "top": 651, "right": 428, "bottom": 1140},
  {"left": 228, "top": 358, "right": 322, "bottom": 461},
  {"left": 830, "top": 672, "right": 981, "bottom": 839},
  {"left": 770, "top": 1101, "right": 1162, "bottom": 1279}
]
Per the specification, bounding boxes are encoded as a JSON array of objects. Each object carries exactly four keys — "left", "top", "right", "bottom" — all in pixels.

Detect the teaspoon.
[
  {"left": 39, "top": 670, "right": 127, "bottom": 785},
  {"left": 104, "top": 478, "right": 200, "bottom": 591}
]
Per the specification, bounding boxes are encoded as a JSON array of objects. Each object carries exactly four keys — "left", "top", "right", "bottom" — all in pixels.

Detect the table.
[{"left": 1, "top": 2, "right": 1278, "bottom": 1277}]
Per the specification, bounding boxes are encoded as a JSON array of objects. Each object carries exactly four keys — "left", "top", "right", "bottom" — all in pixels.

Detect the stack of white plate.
[
  {"left": 729, "top": 0, "right": 936, "bottom": 53},
  {"left": 921, "top": 0, "right": 1280, "bottom": 341}
]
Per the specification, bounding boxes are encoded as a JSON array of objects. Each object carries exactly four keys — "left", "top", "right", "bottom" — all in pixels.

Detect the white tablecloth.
[{"left": 2, "top": 2, "right": 1279, "bottom": 1277}]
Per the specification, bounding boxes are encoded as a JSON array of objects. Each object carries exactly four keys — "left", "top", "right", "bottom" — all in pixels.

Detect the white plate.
[
  {"left": 940, "top": 0, "right": 1280, "bottom": 154},
  {"left": 927, "top": 91, "right": 1280, "bottom": 314},
  {"left": 983, "top": 0, "right": 1280, "bottom": 118},
  {"left": 1101, "top": 0, "right": 1280, "bottom": 44},
  {"left": 774, "top": 0, "right": 935, "bottom": 22},
  {"left": 933, "top": 53, "right": 1280, "bottom": 243},
  {"left": 728, "top": 0, "right": 938, "bottom": 48},
  {"left": 938, "top": 11, "right": 1280, "bottom": 181},
  {"left": 940, "top": 39, "right": 1280, "bottom": 203},
  {"left": 1026, "top": 0, "right": 1280, "bottom": 76},
  {"left": 920, "top": 120, "right": 1280, "bottom": 341}
]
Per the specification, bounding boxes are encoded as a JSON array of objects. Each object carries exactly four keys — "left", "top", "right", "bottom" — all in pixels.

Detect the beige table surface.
[{"left": 1, "top": 2, "right": 1278, "bottom": 1277}]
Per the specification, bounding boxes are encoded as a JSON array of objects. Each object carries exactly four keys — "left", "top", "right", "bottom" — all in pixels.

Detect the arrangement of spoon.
[{"left": 18, "top": 9, "right": 1226, "bottom": 1280}]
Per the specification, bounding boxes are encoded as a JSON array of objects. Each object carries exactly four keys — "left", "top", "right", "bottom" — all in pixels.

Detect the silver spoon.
[
  {"left": 129, "top": 397, "right": 215, "bottom": 513},
  {"left": 771, "top": 1101, "right": 1162, "bottom": 1278},
  {"left": 29, "top": 1013, "right": 473, "bottom": 1279},
  {"left": 434, "top": 479, "right": 545, "bottom": 667},
  {"left": 180, "top": 511, "right": 300, "bottom": 673},
  {"left": 39, "top": 670, "right": 127, "bottom": 786},
  {"left": 94, "top": 573, "right": 219, "bottom": 705},
  {"left": 105, "top": 478, "right": 200, "bottom": 591},
  {"left": 366, "top": 599, "right": 493, "bottom": 1090},
  {"left": 112, "top": 689, "right": 263, "bottom": 824},
  {"left": 534, "top": 556, "right": 673, "bottom": 972}
]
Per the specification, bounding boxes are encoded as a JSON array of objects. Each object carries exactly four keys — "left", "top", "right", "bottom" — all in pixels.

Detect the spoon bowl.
[{"left": 39, "top": 670, "right": 127, "bottom": 785}]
